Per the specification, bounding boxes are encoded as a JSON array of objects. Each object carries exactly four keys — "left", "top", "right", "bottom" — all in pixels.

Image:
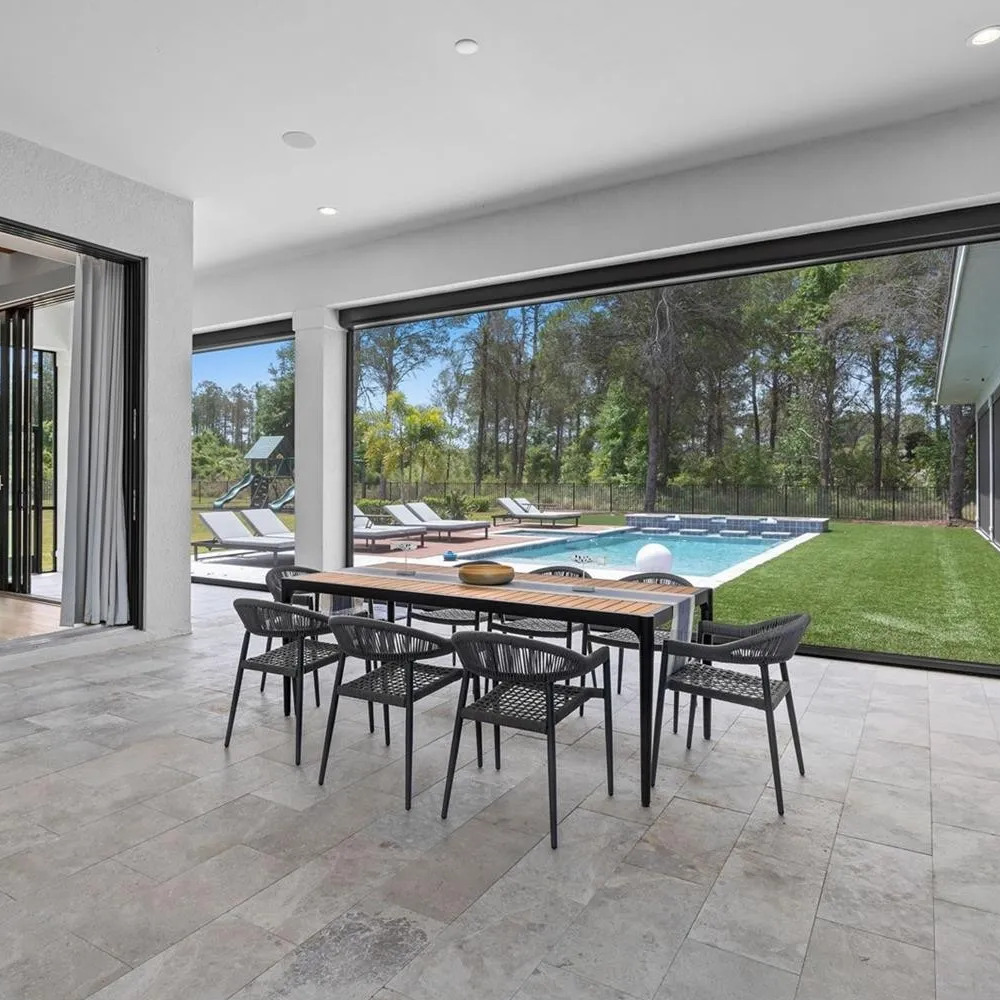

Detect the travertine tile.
[
  {"left": 935, "top": 899, "right": 1000, "bottom": 1000},
  {"left": 931, "top": 769, "right": 1000, "bottom": 837},
  {"left": 840, "top": 778, "right": 931, "bottom": 853},
  {"left": 797, "top": 919, "right": 934, "bottom": 1000},
  {"left": 933, "top": 823, "right": 1000, "bottom": 914},
  {"left": 817, "top": 834, "right": 933, "bottom": 948},
  {"left": 676, "top": 749, "right": 771, "bottom": 813},
  {"left": 854, "top": 737, "right": 930, "bottom": 789},
  {"left": 654, "top": 940, "right": 798, "bottom": 1000}
]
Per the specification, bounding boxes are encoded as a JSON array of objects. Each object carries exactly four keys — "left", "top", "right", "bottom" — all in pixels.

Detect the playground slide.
[
  {"left": 212, "top": 473, "right": 255, "bottom": 508},
  {"left": 269, "top": 485, "right": 295, "bottom": 511}
]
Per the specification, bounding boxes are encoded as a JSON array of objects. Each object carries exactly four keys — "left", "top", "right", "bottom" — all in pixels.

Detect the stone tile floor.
[{"left": 0, "top": 585, "right": 998, "bottom": 998}]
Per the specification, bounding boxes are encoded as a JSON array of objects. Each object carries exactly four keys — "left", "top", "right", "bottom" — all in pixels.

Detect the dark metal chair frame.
[
  {"left": 444, "top": 630, "right": 614, "bottom": 849},
  {"left": 319, "top": 616, "right": 462, "bottom": 809},
  {"left": 226, "top": 599, "right": 342, "bottom": 765},
  {"left": 653, "top": 613, "right": 811, "bottom": 814}
]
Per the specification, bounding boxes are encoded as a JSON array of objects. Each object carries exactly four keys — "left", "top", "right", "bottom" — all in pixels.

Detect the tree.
[{"left": 255, "top": 342, "right": 294, "bottom": 439}]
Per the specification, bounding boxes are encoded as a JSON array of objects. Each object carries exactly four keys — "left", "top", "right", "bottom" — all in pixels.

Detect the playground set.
[{"left": 213, "top": 435, "right": 296, "bottom": 511}]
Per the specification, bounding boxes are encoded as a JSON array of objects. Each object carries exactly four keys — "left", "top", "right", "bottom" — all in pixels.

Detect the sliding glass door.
[{"left": 0, "top": 306, "right": 35, "bottom": 592}]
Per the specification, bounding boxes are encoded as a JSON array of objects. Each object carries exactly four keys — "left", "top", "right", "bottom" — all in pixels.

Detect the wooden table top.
[{"left": 293, "top": 563, "right": 706, "bottom": 622}]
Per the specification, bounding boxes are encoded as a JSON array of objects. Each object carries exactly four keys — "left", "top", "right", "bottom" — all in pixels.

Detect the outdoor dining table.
[{"left": 283, "top": 562, "right": 712, "bottom": 807}]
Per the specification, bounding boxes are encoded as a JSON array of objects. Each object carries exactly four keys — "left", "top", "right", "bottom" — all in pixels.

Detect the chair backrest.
[
  {"left": 715, "top": 613, "right": 811, "bottom": 665},
  {"left": 327, "top": 615, "right": 452, "bottom": 662},
  {"left": 514, "top": 497, "right": 542, "bottom": 515},
  {"left": 385, "top": 504, "right": 422, "bottom": 526},
  {"left": 622, "top": 571, "right": 692, "bottom": 587},
  {"left": 452, "top": 630, "right": 599, "bottom": 683},
  {"left": 528, "top": 564, "right": 591, "bottom": 579},
  {"left": 233, "top": 597, "right": 328, "bottom": 639},
  {"left": 497, "top": 498, "right": 524, "bottom": 517},
  {"left": 264, "top": 565, "right": 321, "bottom": 602},
  {"left": 243, "top": 508, "right": 290, "bottom": 537},
  {"left": 200, "top": 510, "right": 252, "bottom": 541},
  {"left": 403, "top": 501, "right": 440, "bottom": 523},
  {"left": 353, "top": 514, "right": 373, "bottom": 531}
]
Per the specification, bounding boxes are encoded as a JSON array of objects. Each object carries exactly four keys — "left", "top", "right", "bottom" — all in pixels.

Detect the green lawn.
[{"left": 716, "top": 522, "right": 1000, "bottom": 664}]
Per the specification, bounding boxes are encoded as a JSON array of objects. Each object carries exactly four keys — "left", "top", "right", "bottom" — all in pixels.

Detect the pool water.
[{"left": 466, "top": 529, "right": 781, "bottom": 576}]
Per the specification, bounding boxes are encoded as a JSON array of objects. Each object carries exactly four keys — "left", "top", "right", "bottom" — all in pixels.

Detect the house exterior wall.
[{"left": 0, "top": 130, "right": 194, "bottom": 635}]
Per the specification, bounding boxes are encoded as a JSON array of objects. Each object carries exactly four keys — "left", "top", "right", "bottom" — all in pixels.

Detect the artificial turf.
[{"left": 715, "top": 521, "right": 1000, "bottom": 664}]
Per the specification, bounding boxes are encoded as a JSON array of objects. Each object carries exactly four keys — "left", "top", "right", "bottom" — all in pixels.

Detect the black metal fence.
[{"left": 191, "top": 476, "right": 966, "bottom": 521}]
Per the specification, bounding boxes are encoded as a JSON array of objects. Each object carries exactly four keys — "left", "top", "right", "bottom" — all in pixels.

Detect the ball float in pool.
[{"left": 635, "top": 542, "right": 673, "bottom": 574}]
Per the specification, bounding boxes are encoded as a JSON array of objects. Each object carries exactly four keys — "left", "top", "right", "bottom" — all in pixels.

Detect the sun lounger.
[
  {"left": 242, "top": 507, "right": 295, "bottom": 540},
  {"left": 197, "top": 511, "right": 295, "bottom": 566},
  {"left": 352, "top": 506, "right": 426, "bottom": 549},
  {"left": 386, "top": 503, "right": 489, "bottom": 540},
  {"left": 404, "top": 501, "right": 491, "bottom": 538},
  {"left": 494, "top": 497, "right": 581, "bottom": 527}
]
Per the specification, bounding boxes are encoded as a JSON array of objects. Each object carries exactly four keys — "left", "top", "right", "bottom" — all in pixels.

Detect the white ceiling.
[{"left": 2, "top": 1, "right": 1000, "bottom": 271}]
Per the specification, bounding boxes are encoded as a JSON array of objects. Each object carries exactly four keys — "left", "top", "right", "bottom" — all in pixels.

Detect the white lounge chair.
[
  {"left": 405, "top": 501, "right": 491, "bottom": 538},
  {"left": 352, "top": 506, "right": 426, "bottom": 549},
  {"left": 495, "top": 497, "right": 581, "bottom": 527},
  {"left": 386, "top": 503, "right": 489, "bottom": 540},
  {"left": 242, "top": 507, "right": 295, "bottom": 540},
  {"left": 197, "top": 511, "right": 295, "bottom": 566}
]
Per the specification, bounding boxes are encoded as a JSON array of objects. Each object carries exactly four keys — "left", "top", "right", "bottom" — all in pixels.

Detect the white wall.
[
  {"left": 195, "top": 98, "right": 1000, "bottom": 328},
  {"left": 0, "top": 130, "right": 194, "bottom": 636}
]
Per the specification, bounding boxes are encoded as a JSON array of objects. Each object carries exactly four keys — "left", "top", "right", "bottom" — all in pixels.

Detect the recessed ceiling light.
[
  {"left": 317, "top": 206, "right": 338, "bottom": 216},
  {"left": 282, "top": 130, "right": 316, "bottom": 149},
  {"left": 968, "top": 25, "right": 1000, "bottom": 46},
  {"left": 454, "top": 38, "right": 479, "bottom": 55}
]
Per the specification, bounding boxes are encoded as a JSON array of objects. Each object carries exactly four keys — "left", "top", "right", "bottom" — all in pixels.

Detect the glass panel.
[{"left": 352, "top": 245, "right": 995, "bottom": 666}]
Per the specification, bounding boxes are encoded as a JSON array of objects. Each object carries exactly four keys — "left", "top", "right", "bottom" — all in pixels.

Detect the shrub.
[{"left": 355, "top": 498, "right": 388, "bottom": 518}]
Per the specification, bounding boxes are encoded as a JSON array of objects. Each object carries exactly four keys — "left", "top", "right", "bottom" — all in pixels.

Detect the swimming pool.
[{"left": 462, "top": 529, "right": 782, "bottom": 577}]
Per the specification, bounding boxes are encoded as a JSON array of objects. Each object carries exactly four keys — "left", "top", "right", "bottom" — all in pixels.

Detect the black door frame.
[
  {"left": 338, "top": 201, "right": 1000, "bottom": 678},
  {"left": 0, "top": 215, "right": 147, "bottom": 629}
]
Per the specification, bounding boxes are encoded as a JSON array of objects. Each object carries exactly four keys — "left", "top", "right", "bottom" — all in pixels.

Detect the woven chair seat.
[
  {"left": 598, "top": 626, "right": 672, "bottom": 649},
  {"left": 491, "top": 617, "right": 584, "bottom": 636},
  {"left": 667, "top": 661, "right": 789, "bottom": 709},
  {"left": 338, "top": 660, "right": 461, "bottom": 707},
  {"left": 461, "top": 681, "right": 591, "bottom": 733},
  {"left": 409, "top": 606, "right": 478, "bottom": 625},
  {"left": 244, "top": 639, "right": 341, "bottom": 676}
]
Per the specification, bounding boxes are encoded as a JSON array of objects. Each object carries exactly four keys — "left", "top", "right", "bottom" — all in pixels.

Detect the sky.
[{"left": 193, "top": 338, "right": 442, "bottom": 407}]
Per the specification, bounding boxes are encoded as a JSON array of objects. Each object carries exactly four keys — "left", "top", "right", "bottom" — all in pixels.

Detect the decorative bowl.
[{"left": 458, "top": 563, "right": 515, "bottom": 586}]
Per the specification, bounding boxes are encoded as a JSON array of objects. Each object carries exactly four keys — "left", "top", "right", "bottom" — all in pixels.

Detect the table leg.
[
  {"left": 386, "top": 600, "right": 395, "bottom": 624},
  {"left": 638, "top": 618, "right": 654, "bottom": 808}
]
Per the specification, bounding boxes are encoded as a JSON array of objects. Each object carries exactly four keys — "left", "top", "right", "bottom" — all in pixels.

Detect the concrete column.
[{"left": 293, "top": 307, "right": 349, "bottom": 569}]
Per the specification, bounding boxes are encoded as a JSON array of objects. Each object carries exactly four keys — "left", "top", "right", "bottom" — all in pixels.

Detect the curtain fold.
[{"left": 60, "top": 256, "right": 129, "bottom": 626}]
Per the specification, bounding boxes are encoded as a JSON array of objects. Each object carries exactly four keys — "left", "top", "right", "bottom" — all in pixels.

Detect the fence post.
[
  {"left": 690, "top": 485, "right": 695, "bottom": 513},
  {"left": 537, "top": 483, "right": 542, "bottom": 506},
  {"left": 572, "top": 483, "right": 576, "bottom": 508},
  {"left": 735, "top": 484, "right": 740, "bottom": 515},
  {"left": 783, "top": 485, "right": 788, "bottom": 516},
  {"left": 609, "top": 482, "right": 614, "bottom": 513},
  {"left": 892, "top": 487, "right": 896, "bottom": 521}
]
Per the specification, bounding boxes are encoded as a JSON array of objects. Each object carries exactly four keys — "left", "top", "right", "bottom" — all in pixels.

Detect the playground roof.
[{"left": 244, "top": 436, "right": 285, "bottom": 460}]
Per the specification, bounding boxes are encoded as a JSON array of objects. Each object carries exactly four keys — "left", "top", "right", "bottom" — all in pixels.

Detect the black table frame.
[{"left": 283, "top": 568, "right": 711, "bottom": 806}]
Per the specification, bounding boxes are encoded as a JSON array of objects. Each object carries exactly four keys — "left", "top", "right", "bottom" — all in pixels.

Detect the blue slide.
[
  {"left": 269, "top": 485, "right": 295, "bottom": 511},
  {"left": 212, "top": 472, "right": 255, "bottom": 508}
]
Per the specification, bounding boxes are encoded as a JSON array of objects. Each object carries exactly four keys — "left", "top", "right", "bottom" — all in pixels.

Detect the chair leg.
[
  {"left": 313, "top": 667, "right": 321, "bottom": 708},
  {"left": 293, "top": 670, "right": 304, "bottom": 766},
  {"left": 494, "top": 725, "right": 501, "bottom": 770},
  {"left": 383, "top": 704, "right": 391, "bottom": 746},
  {"left": 617, "top": 647, "right": 624, "bottom": 695},
  {"left": 472, "top": 676, "right": 483, "bottom": 769},
  {"left": 603, "top": 661, "right": 614, "bottom": 797},
  {"left": 686, "top": 694, "right": 697, "bottom": 750},
  {"left": 283, "top": 676, "right": 291, "bottom": 717},
  {"left": 224, "top": 664, "right": 245, "bottom": 748},
  {"left": 260, "top": 673, "right": 267, "bottom": 693},
  {"left": 318, "top": 655, "right": 347, "bottom": 785},
  {"left": 441, "top": 675, "right": 470, "bottom": 819},
  {"left": 761, "top": 664, "right": 784, "bottom": 814},
  {"left": 404, "top": 666, "right": 415, "bottom": 810},
  {"left": 781, "top": 663, "right": 805, "bottom": 776},
  {"left": 703, "top": 697, "right": 712, "bottom": 740},
  {"left": 651, "top": 649, "right": 669, "bottom": 786},
  {"left": 673, "top": 691, "right": 680, "bottom": 734},
  {"left": 545, "top": 686, "right": 558, "bottom": 849},
  {"left": 365, "top": 660, "right": 374, "bottom": 733}
]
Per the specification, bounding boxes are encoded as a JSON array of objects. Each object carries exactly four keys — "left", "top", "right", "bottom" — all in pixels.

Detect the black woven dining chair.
[
  {"left": 319, "top": 616, "right": 461, "bottom": 809},
  {"left": 259, "top": 565, "right": 371, "bottom": 703},
  {"left": 227, "top": 599, "right": 342, "bottom": 765},
  {"left": 486, "top": 564, "right": 591, "bottom": 650},
  {"left": 653, "top": 613, "right": 811, "bottom": 814},
  {"left": 445, "top": 631, "right": 613, "bottom": 849}
]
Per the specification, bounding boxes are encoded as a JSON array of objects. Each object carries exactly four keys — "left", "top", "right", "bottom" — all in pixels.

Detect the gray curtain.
[{"left": 60, "top": 256, "right": 130, "bottom": 626}]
